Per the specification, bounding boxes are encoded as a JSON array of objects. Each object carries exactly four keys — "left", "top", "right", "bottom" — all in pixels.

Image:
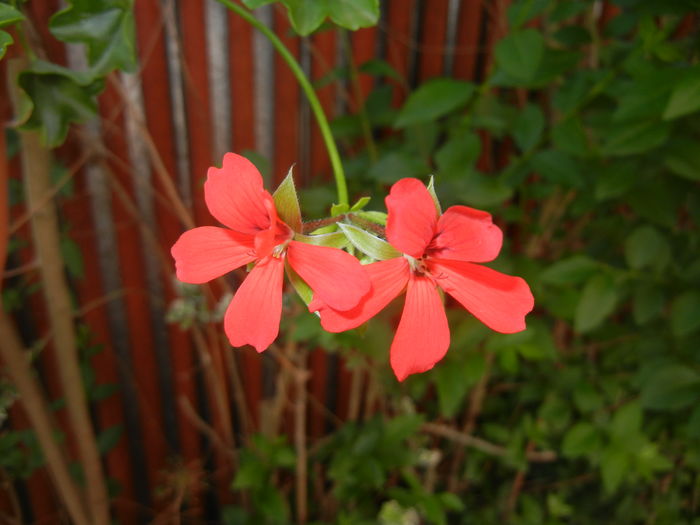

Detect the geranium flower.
[
  {"left": 310, "top": 178, "right": 534, "bottom": 381},
  {"left": 171, "top": 153, "right": 370, "bottom": 352}
]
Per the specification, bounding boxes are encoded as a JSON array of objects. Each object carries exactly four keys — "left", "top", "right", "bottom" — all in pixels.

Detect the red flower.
[
  {"left": 310, "top": 178, "right": 534, "bottom": 381},
  {"left": 171, "top": 153, "right": 370, "bottom": 352}
]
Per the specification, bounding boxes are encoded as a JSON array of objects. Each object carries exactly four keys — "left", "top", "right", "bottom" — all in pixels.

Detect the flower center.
[{"left": 404, "top": 254, "right": 430, "bottom": 276}]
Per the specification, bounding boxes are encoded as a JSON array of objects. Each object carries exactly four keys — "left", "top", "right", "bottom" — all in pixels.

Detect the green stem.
[{"left": 216, "top": 0, "right": 349, "bottom": 206}]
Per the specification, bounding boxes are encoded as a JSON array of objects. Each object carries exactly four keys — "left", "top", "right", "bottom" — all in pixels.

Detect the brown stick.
[
  {"left": 422, "top": 423, "right": 556, "bottom": 463},
  {"left": 8, "top": 65, "right": 111, "bottom": 524},
  {"left": 0, "top": 311, "right": 90, "bottom": 525},
  {"left": 293, "top": 348, "right": 309, "bottom": 525}
]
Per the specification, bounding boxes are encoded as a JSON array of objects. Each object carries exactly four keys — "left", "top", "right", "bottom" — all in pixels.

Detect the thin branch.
[{"left": 422, "top": 423, "right": 557, "bottom": 463}]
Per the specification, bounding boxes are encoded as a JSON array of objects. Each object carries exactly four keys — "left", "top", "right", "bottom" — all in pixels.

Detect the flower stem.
[{"left": 215, "top": 0, "right": 349, "bottom": 206}]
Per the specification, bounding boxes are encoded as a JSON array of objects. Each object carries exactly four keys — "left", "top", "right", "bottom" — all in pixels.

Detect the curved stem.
[{"left": 216, "top": 0, "right": 349, "bottom": 207}]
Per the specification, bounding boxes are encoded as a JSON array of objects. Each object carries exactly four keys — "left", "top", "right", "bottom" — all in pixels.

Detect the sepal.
[
  {"left": 338, "top": 223, "right": 401, "bottom": 261},
  {"left": 273, "top": 165, "right": 302, "bottom": 232},
  {"left": 293, "top": 231, "right": 348, "bottom": 249}
]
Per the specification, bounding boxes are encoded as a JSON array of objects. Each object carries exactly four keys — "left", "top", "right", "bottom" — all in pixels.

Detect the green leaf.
[
  {"left": 60, "top": 237, "right": 85, "bottom": 279},
  {"left": 640, "top": 364, "right": 700, "bottom": 410},
  {"left": 624, "top": 225, "right": 670, "bottom": 271},
  {"left": 494, "top": 29, "right": 545, "bottom": 83},
  {"left": 394, "top": 78, "right": 475, "bottom": 128},
  {"left": 435, "top": 132, "right": 481, "bottom": 175},
  {"left": 281, "top": 0, "right": 326, "bottom": 35},
  {"left": 338, "top": 223, "right": 400, "bottom": 261},
  {"left": 0, "top": 4, "right": 24, "bottom": 27},
  {"left": 663, "top": 68, "right": 700, "bottom": 120},
  {"left": 507, "top": 0, "right": 550, "bottom": 28},
  {"left": 49, "top": 0, "right": 137, "bottom": 76},
  {"left": 670, "top": 291, "right": 700, "bottom": 338},
  {"left": 327, "top": 0, "right": 379, "bottom": 30},
  {"left": 562, "top": 422, "right": 600, "bottom": 458},
  {"left": 458, "top": 171, "right": 513, "bottom": 208},
  {"left": 610, "top": 402, "right": 642, "bottom": 441},
  {"left": 367, "top": 151, "right": 428, "bottom": 184},
  {"left": 594, "top": 162, "right": 638, "bottom": 200},
  {"left": 552, "top": 116, "right": 589, "bottom": 157},
  {"left": 19, "top": 61, "right": 103, "bottom": 147},
  {"left": 633, "top": 283, "right": 665, "bottom": 325},
  {"left": 97, "top": 425, "right": 123, "bottom": 454},
  {"left": 272, "top": 165, "right": 302, "bottom": 232},
  {"left": 664, "top": 138, "right": 700, "bottom": 181},
  {"left": 0, "top": 30, "right": 12, "bottom": 60},
  {"left": 434, "top": 352, "right": 485, "bottom": 418},
  {"left": 359, "top": 59, "right": 403, "bottom": 83},
  {"left": 601, "top": 446, "right": 629, "bottom": 494},
  {"left": 530, "top": 150, "right": 582, "bottom": 187},
  {"left": 540, "top": 256, "right": 600, "bottom": 285},
  {"left": 575, "top": 274, "right": 618, "bottom": 333},
  {"left": 602, "top": 120, "right": 671, "bottom": 156},
  {"left": 512, "top": 104, "right": 544, "bottom": 152}
]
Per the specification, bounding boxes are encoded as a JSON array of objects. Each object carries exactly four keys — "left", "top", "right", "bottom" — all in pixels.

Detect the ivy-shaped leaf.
[
  {"left": 280, "top": 0, "right": 379, "bottom": 36},
  {"left": 19, "top": 60, "right": 103, "bottom": 146},
  {"left": 0, "top": 3, "right": 25, "bottom": 61},
  {"left": 394, "top": 78, "right": 475, "bottom": 128},
  {"left": 49, "top": 0, "right": 137, "bottom": 77}
]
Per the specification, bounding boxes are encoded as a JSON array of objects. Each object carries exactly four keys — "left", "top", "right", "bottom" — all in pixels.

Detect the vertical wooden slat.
[
  {"left": 417, "top": 0, "right": 450, "bottom": 81},
  {"left": 273, "top": 6, "right": 301, "bottom": 182},
  {"left": 351, "top": 27, "right": 379, "bottom": 102},
  {"left": 98, "top": 82, "right": 166, "bottom": 514},
  {"left": 132, "top": 0, "right": 202, "bottom": 490},
  {"left": 453, "top": 0, "right": 483, "bottom": 81},
  {"left": 385, "top": 0, "right": 416, "bottom": 103}
]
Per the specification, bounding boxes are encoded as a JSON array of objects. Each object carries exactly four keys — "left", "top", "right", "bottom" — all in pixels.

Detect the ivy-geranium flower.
[
  {"left": 310, "top": 178, "right": 534, "bottom": 381},
  {"left": 171, "top": 153, "right": 370, "bottom": 352}
]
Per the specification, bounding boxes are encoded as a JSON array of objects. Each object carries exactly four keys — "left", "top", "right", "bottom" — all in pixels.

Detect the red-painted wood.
[
  {"left": 228, "top": 8, "right": 257, "bottom": 154},
  {"left": 133, "top": 0, "right": 202, "bottom": 494},
  {"left": 309, "top": 29, "right": 337, "bottom": 182},
  {"left": 273, "top": 6, "right": 301, "bottom": 183},
  {"left": 385, "top": 0, "right": 415, "bottom": 103},
  {"left": 97, "top": 82, "right": 169, "bottom": 513},
  {"left": 351, "top": 27, "right": 379, "bottom": 102},
  {"left": 453, "top": 1, "right": 483, "bottom": 80},
  {"left": 417, "top": 0, "right": 450, "bottom": 81}
]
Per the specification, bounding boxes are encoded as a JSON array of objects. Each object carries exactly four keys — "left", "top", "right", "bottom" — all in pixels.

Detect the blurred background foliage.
[{"left": 1, "top": 0, "right": 700, "bottom": 523}]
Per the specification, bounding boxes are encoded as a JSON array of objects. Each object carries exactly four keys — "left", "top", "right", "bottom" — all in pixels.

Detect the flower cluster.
[{"left": 171, "top": 153, "right": 534, "bottom": 380}]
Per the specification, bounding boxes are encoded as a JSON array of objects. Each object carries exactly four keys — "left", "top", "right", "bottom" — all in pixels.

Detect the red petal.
[
  {"left": 431, "top": 259, "right": 534, "bottom": 333},
  {"left": 385, "top": 178, "right": 438, "bottom": 257},
  {"left": 287, "top": 241, "right": 371, "bottom": 311},
  {"left": 204, "top": 153, "right": 272, "bottom": 234},
  {"left": 429, "top": 205, "right": 503, "bottom": 262},
  {"left": 171, "top": 226, "right": 256, "bottom": 283},
  {"left": 390, "top": 275, "right": 450, "bottom": 381},
  {"left": 309, "top": 257, "right": 410, "bottom": 332},
  {"left": 224, "top": 255, "right": 285, "bottom": 352}
]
